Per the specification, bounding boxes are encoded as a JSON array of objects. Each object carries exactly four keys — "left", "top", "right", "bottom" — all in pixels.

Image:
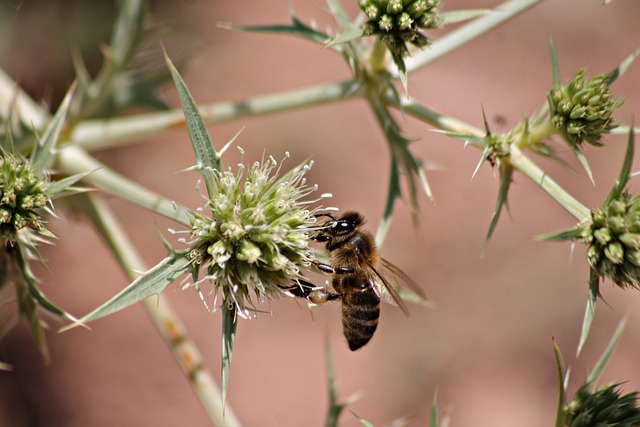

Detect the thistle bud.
[
  {"left": 593, "top": 227, "right": 612, "bottom": 245},
  {"left": 548, "top": 68, "right": 623, "bottom": 147},
  {"left": 579, "top": 192, "right": 640, "bottom": 288},
  {"left": 358, "top": 0, "right": 442, "bottom": 63},
  {"left": 397, "top": 12, "right": 413, "bottom": 30},
  {"left": 605, "top": 241, "right": 624, "bottom": 264},
  {"left": 379, "top": 14, "right": 394, "bottom": 31},
  {"left": 363, "top": 3, "right": 380, "bottom": 19},
  {"left": 407, "top": 0, "right": 427, "bottom": 18},
  {"left": 386, "top": 0, "right": 403, "bottom": 14},
  {"left": 0, "top": 153, "right": 50, "bottom": 245},
  {"left": 619, "top": 233, "right": 640, "bottom": 250},
  {"left": 565, "top": 383, "right": 640, "bottom": 427},
  {"left": 186, "top": 152, "right": 327, "bottom": 318}
]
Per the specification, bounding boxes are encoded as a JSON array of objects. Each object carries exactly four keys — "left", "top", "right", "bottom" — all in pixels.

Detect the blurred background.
[{"left": 1, "top": 0, "right": 640, "bottom": 426}]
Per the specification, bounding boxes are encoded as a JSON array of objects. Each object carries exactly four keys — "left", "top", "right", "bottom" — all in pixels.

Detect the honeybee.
[{"left": 287, "top": 211, "right": 426, "bottom": 351}]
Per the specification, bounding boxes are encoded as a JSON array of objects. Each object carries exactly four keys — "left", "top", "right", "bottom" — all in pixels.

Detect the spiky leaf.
[
  {"left": 63, "top": 251, "right": 192, "bottom": 329},
  {"left": 221, "top": 305, "right": 237, "bottom": 408},
  {"left": 164, "top": 51, "right": 221, "bottom": 197}
]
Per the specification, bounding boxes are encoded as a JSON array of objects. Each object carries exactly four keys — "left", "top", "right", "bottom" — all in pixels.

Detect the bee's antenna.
[{"left": 314, "top": 213, "right": 336, "bottom": 221}]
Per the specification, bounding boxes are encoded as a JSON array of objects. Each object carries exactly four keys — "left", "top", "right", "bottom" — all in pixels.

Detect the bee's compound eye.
[{"left": 333, "top": 220, "right": 354, "bottom": 234}]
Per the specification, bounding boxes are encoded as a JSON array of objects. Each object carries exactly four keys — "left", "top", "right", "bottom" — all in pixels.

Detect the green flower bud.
[
  {"left": 565, "top": 383, "right": 640, "bottom": 427},
  {"left": 604, "top": 241, "right": 624, "bottom": 264},
  {"left": 628, "top": 197, "right": 640, "bottom": 215},
  {"left": 386, "top": 0, "right": 403, "bottom": 14},
  {"left": 629, "top": 216, "right": 640, "bottom": 233},
  {"left": 566, "top": 121, "right": 585, "bottom": 135},
  {"left": 625, "top": 249, "right": 640, "bottom": 268},
  {"left": 593, "top": 227, "right": 612, "bottom": 245},
  {"left": 416, "top": 11, "right": 438, "bottom": 28},
  {"left": 619, "top": 233, "right": 640, "bottom": 250},
  {"left": 13, "top": 213, "right": 26, "bottom": 230},
  {"left": 608, "top": 215, "right": 626, "bottom": 235},
  {"left": 558, "top": 99, "right": 574, "bottom": 115},
  {"left": 1, "top": 191, "right": 16, "bottom": 208},
  {"left": 579, "top": 192, "right": 640, "bottom": 288},
  {"left": 548, "top": 68, "right": 623, "bottom": 147},
  {"left": 397, "top": 12, "right": 413, "bottom": 30},
  {"left": 358, "top": 0, "right": 442, "bottom": 64},
  {"left": 407, "top": 0, "right": 427, "bottom": 18},
  {"left": 238, "top": 241, "right": 261, "bottom": 264},
  {"left": 608, "top": 199, "right": 627, "bottom": 217},
  {"left": 587, "top": 244, "right": 602, "bottom": 268},
  {"left": 0, "top": 208, "right": 11, "bottom": 223},
  {"left": 363, "top": 3, "right": 380, "bottom": 19},
  {"left": 0, "top": 153, "right": 51, "bottom": 245},
  {"left": 379, "top": 14, "right": 394, "bottom": 31},
  {"left": 591, "top": 208, "right": 606, "bottom": 228}
]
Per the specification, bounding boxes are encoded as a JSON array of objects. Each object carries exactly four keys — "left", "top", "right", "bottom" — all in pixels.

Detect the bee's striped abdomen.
[{"left": 341, "top": 286, "right": 380, "bottom": 351}]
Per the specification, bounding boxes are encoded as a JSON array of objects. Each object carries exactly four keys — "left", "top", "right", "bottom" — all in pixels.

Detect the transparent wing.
[{"left": 365, "top": 257, "right": 428, "bottom": 316}]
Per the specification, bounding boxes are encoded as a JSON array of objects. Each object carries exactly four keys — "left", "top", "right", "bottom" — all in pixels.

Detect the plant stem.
[
  {"left": 368, "top": 39, "right": 388, "bottom": 73},
  {"left": 70, "top": 80, "right": 362, "bottom": 151},
  {"left": 79, "top": 192, "right": 243, "bottom": 427},
  {"left": 517, "top": 118, "right": 557, "bottom": 150},
  {"left": 404, "top": 0, "right": 548, "bottom": 75},
  {"left": 388, "top": 95, "right": 591, "bottom": 221},
  {"left": 56, "top": 145, "right": 192, "bottom": 225},
  {"left": 0, "top": 68, "right": 49, "bottom": 130},
  {"left": 509, "top": 144, "right": 590, "bottom": 221}
]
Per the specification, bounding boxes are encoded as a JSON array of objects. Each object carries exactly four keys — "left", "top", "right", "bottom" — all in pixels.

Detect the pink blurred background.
[{"left": 1, "top": 0, "right": 640, "bottom": 426}]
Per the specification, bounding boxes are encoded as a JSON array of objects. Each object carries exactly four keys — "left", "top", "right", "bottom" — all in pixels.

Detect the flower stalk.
[{"left": 77, "top": 192, "right": 243, "bottom": 427}]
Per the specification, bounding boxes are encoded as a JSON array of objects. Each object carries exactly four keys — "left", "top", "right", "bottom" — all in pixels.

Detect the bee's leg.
[
  {"left": 284, "top": 278, "right": 341, "bottom": 305},
  {"left": 313, "top": 261, "right": 354, "bottom": 275}
]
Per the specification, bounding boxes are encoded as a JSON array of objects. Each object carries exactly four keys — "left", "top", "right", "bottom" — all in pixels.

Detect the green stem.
[
  {"left": 80, "top": 193, "right": 242, "bottom": 427},
  {"left": 516, "top": 118, "right": 557, "bottom": 150},
  {"left": 509, "top": 144, "right": 590, "bottom": 221},
  {"left": 56, "top": 145, "right": 192, "bottom": 225},
  {"left": 387, "top": 95, "right": 591, "bottom": 221},
  {"left": 0, "top": 68, "right": 49, "bottom": 130},
  {"left": 388, "top": 95, "right": 485, "bottom": 139},
  {"left": 368, "top": 39, "right": 388, "bottom": 73},
  {"left": 70, "top": 80, "right": 361, "bottom": 151},
  {"left": 404, "top": 0, "right": 547, "bottom": 75}
]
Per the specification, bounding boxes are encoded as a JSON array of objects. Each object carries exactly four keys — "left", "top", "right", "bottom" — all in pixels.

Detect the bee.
[{"left": 287, "top": 211, "right": 426, "bottom": 351}]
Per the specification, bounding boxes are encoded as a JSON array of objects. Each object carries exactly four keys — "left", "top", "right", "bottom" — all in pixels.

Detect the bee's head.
[{"left": 312, "top": 211, "right": 364, "bottom": 244}]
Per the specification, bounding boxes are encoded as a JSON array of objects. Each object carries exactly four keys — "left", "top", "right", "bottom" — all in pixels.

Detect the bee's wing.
[
  {"left": 366, "top": 257, "right": 428, "bottom": 316},
  {"left": 363, "top": 258, "right": 410, "bottom": 316},
  {"left": 379, "top": 258, "right": 426, "bottom": 300}
]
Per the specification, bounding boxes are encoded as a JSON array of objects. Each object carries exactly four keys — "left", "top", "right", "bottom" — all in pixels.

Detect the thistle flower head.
[
  {"left": 360, "top": 0, "right": 442, "bottom": 62},
  {"left": 548, "top": 68, "right": 623, "bottom": 147},
  {"left": 0, "top": 152, "right": 50, "bottom": 246},
  {"left": 564, "top": 383, "right": 640, "bottom": 427},
  {"left": 577, "top": 192, "right": 640, "bottom": 288},
  {"left": 186, "top": 152, "right": 327, "bottom": 318}
]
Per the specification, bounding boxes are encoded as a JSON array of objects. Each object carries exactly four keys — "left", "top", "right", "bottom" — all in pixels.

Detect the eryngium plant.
[{"left": 186, "top": 154, "right": 323, "bottom": 317}]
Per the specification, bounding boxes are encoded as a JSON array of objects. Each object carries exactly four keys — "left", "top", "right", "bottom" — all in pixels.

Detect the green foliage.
[{"left": 556, "top": 321, "right": 640, "bottom": 427}]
